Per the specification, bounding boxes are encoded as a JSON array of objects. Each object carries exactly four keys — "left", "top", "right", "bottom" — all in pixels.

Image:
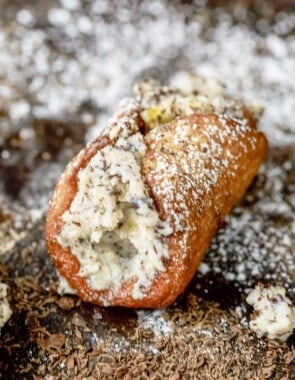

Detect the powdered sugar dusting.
[
  {"left": 143, "top": 109, "right": 263, "bottom": 240},
  {"left": 0, "top": 3, "right": 294, "bottom": 378},
  {"left": 0, "top": 1, "right": 292, "bottom": 146},
  {"left": 200, "top": 151, "right": 295, "bottom": 299},
  {"left": 137, "top": 309, "right": 172, "bottom": 338}
]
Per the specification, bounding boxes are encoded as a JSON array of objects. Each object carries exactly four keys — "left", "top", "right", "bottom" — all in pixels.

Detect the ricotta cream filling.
[
  {"left": 246, "top": 284, "right": 295, "bottom": 341},
  {"left": 58, "top": 131, "right": 172, "bottom": 299},
  {"left": 0, "top": 282, "right": 12, "bottom": 333},
  {"left": 135, "top": 75, "right": 262, "bottom": 129}
]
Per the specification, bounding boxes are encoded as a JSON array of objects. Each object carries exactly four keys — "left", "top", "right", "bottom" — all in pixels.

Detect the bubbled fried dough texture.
[
  {"left": 46, "top": 112, "right": 267, "bottom": 308},
  {"left": 142, "top": 114, "right": 267, "bottom": 307}
]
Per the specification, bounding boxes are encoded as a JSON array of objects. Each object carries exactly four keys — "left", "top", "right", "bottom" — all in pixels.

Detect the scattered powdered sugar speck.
[{"left": 137, "top": 309, "right": 172, "bottom": 338}]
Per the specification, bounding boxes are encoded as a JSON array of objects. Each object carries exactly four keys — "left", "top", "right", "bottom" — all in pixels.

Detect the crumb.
[
  {"left": 0, "top": 282, "right": 12, "bottom": 333},
  {"left": 246, "top": 284, "right": 295, "bottom": 341}
]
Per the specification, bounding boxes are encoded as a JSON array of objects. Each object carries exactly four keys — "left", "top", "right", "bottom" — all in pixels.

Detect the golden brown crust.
[
  {"left": 46, "top": 111, "right": 267, "bottom": 308},
  {"left": 142, "top": 114, "right": 267, "bottom": 307}
]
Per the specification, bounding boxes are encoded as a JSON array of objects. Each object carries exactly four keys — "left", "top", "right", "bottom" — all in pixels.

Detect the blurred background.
[{"left": 0, "top": 0, "right": 294, "bottom": 209}]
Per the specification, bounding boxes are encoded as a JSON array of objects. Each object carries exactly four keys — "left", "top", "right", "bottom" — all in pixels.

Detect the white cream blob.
[
  {"left": 58, "top": 129, "right": 172, "bottom": 300},
  {"left": 246, "top": 284, "right": 295, "bottom": 341},
  {"left": 0, "top": 283, "right": 12, "bottom": 333}
]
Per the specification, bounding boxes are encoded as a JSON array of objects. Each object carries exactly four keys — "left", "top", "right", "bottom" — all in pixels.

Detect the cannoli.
[{"left": 46, "top": 77, "right": 267, "bottom": 308}]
